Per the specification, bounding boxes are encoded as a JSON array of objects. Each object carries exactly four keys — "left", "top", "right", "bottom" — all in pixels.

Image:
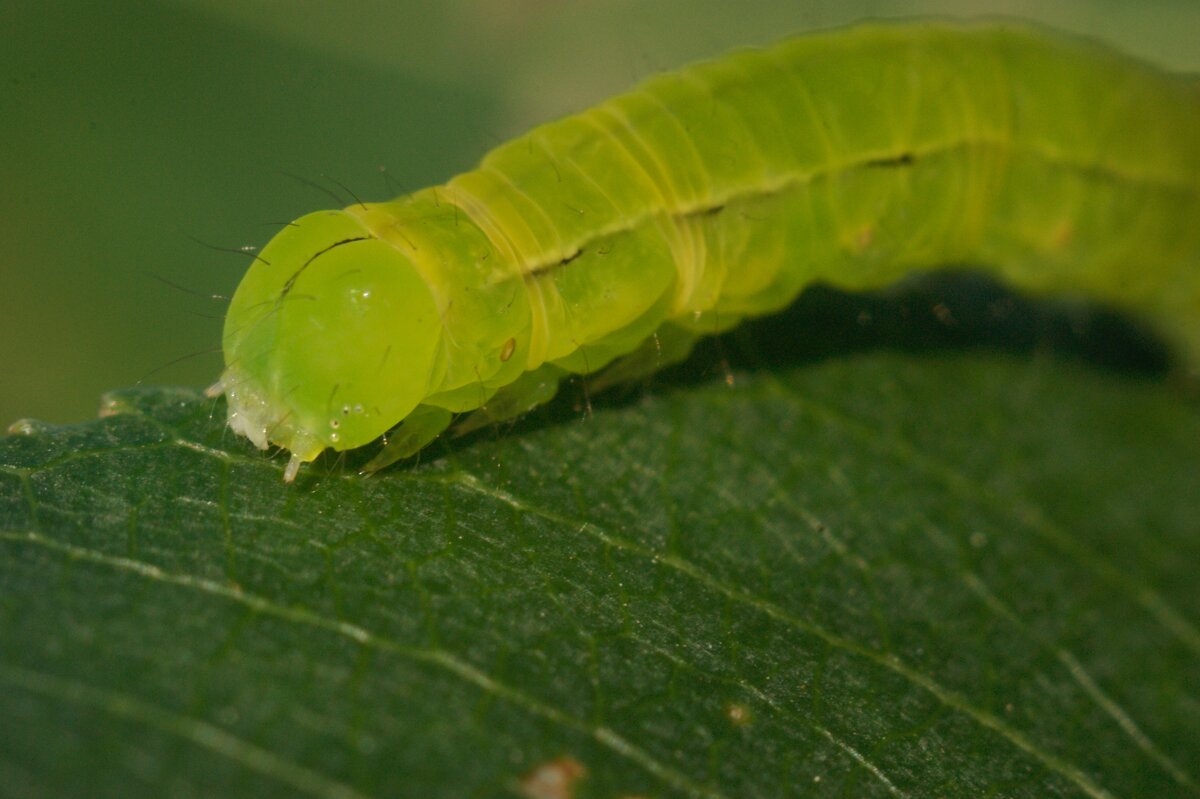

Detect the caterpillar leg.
[
  {"left": 451, "top": 364, "right": 568, "bottom": 438},
  {"left": 588, "top": 323, "right": 699, "bottom": 393},
  {"left": 360, "top": 405, "right": 453, "bottom": 475}
]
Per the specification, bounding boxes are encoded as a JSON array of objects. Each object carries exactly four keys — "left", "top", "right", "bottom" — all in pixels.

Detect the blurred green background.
[{"left": 2, "top": 0, "right": 1198, "bottom": 426}]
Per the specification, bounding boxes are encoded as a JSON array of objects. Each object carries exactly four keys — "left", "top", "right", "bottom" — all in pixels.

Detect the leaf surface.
[{"left": 2, "top": 282, "right": 1198, "bottom": 798}]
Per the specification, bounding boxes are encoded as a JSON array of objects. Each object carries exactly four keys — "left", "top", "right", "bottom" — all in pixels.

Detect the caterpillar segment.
[{"left": 216, "top": 21, "right": 1200, "bottom": 481}]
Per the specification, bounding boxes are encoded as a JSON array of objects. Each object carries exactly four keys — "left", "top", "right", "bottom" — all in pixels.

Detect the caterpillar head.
[{"left": 218, "top": 209, "right": 441, "bottom": 481}]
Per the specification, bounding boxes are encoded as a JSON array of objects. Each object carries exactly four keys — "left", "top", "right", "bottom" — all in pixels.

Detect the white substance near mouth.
[
  {"left": 214, "top": 368, "right": 272, "bottom": 451},
  {"left": 209, "top": 367, "right": 326, "bottom": 480}
]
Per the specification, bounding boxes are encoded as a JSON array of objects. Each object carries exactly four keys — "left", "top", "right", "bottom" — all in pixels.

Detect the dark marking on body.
[
  {"left": 865, "top": 151, "right": 916, "bottom": 168},
  {"left": 376, "top": 345, "right": 393, "bottom": 374},
  {"left": 527, "top": 248, "right": 584, "bottom": 278},
  {"left": 280, "top": 236, "right": 371, "bottom": 298},
  {"left": 678, "top": 202, "right": 728, "bottom": 222}
]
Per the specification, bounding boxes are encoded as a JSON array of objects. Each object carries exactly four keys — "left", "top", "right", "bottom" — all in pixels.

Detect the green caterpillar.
[{"left": 216, "top": 20, "right": 1200, "bottom": 482}]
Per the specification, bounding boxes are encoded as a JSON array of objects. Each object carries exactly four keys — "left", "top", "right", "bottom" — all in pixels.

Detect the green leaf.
[{"left": 2, "top": 279, "right": 1198, "bottom": 798}]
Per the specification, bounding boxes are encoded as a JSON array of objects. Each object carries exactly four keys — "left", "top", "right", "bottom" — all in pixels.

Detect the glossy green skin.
[{"left": 221, "top": 21, "right": 1200, "bottom": 473}]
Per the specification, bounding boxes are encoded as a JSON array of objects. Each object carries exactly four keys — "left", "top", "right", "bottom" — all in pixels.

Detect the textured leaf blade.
[{"left": 2, "top": 288, "right": 1198, "bottom": 798}]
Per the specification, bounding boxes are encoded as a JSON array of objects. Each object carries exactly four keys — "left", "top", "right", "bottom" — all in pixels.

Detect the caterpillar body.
[{"left": 216, "top": 21, "right": 1200, "bottom": 482}]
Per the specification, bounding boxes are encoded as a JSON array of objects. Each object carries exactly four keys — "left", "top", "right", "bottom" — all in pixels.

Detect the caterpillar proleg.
[{"left": 216, "top": 21, "right": 1200, "bottom": 482}]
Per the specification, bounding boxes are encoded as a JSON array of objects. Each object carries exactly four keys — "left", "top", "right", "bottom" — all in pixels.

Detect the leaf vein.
[
  {"left": 449, "top": 473, "right": 1119, "bottom": 799},
  {"left": 0, "top": 664, "right": 373, "bottom": 799},
  {"left": 0, "top": 529, "right": 728, "bottom": 799}
]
